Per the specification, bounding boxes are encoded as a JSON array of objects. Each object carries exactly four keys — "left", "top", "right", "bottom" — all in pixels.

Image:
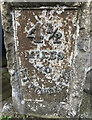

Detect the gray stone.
[
  {"left": 84, "top": 67, "right": 92, "bottom": 95},
  {"left": 1, "top": 2, "right": 91, "bottom": 119}
]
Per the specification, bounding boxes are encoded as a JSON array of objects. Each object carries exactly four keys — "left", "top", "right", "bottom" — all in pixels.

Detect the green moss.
[{"left": 0, "top": 115, "right": 12, "bottom": 120}]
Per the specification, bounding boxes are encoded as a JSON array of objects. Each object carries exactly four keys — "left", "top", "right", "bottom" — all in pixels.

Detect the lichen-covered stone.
[{"left": 1, "top": 2, "right": 91, "bottom": 119}]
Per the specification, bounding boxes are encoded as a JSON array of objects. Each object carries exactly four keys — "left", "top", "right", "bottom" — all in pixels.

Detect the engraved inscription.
[
  {"left": 25, "top": 50, "right": 64, "bottom": 61},
  {"left": 15, "top": 9, "right": 78, "bottom": 97}
]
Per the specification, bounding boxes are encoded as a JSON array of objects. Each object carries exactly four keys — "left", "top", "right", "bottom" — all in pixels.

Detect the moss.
[
  {"left": 2, "top": 68, "right": 10, "bottom": 83},
  {"left": 2, "top": 69, "right": 10, "bottom": 79}
]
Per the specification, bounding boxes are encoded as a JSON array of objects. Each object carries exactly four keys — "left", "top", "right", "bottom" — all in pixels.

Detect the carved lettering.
[{"left": 25, "top": 51, "right": 64, "bottom": 61}]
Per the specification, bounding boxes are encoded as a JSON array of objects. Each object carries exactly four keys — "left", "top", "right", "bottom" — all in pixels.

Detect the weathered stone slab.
[{"left": 1, "top": 2, "right": 91, "bottom": 118}]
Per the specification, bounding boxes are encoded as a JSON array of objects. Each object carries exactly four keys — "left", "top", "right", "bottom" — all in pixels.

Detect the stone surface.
[
  {"left": 80, "top": 92, "right": 92, "bottom": 119},
  {"left": 84, "top": 68, "right": 92, "bottom": 95},
  {"left": 1, "top": 2, "right": 91, "bottom": 119}
]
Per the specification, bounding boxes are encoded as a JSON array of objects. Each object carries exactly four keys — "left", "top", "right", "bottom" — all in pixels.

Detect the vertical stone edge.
[
  {"left": 1, "top": 2, "right": 25, "bottom": 114},
  {"left": 66, "top": 2, "right": 91, "bottom": 118},
  {"left": 0, "top": 5, "right": 2, "bottom": 117},
  {"left": 89, "top": 1, "right": 92, "bottom": 117}
]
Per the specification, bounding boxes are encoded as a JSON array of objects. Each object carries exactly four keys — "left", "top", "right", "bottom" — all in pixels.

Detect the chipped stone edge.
[{"left": 67, "top": 2, "right": 91, "bottom": 118}]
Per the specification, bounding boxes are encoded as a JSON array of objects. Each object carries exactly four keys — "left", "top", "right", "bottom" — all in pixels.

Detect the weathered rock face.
[{"left": 1, "top": 2, "right": 91, "bottom": 118}]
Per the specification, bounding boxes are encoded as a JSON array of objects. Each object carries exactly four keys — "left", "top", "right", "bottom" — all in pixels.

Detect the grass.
[{"left": 0, "top": 115, "right": 12, "bottom": 120}]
